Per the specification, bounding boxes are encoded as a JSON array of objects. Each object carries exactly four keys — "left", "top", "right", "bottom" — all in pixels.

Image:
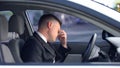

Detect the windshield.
[
  {"left": 92, "top": 0, "right": 120, "bottom": 13},
  {"left": 69, "top": 0, "right": 120, "bottom": 13},
  {"left": 69, "top": 0, "right": 120, "bottom": 23}
]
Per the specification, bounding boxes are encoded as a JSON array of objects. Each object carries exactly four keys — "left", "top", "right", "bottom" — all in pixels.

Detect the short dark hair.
[{"left": 38, "top": 14, "right": 62, "bottom": 28}]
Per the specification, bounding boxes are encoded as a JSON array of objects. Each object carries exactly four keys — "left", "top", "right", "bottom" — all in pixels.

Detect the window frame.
[{"left": 25, "top": 10, "right": 103, "bottom": 42}]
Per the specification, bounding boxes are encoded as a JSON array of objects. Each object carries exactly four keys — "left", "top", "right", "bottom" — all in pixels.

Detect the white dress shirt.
[{"left": 37, "top": 31, "right": 47, "bottom": 43}]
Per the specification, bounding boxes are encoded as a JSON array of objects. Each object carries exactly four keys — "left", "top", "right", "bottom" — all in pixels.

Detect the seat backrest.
[
  {"left": 8, "top": 39, "right": 24, "bottom": 63},
  {"left": 0, "top": 15, "right": 15, "bottom": 63},
  {"left": 9, "top": 15, "right": 25, "bottom": 35},
  {"left": 0, "top": 44, "right": 15, "bottom": 63},
  {"left": 0, "top": 15, "right": 8, "bottom": 42},
  {"left": 8, "top": 14, "right": 25, "bottom": 63}
]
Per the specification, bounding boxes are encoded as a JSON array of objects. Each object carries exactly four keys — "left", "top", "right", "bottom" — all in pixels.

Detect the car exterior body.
[{"left": 0, "top": 0, "right": 120, "bottom": 65}]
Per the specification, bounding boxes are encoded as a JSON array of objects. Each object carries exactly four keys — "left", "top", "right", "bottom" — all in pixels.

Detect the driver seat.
[{"left": 8, "top": 14, "right": 25, "bottom": 63}]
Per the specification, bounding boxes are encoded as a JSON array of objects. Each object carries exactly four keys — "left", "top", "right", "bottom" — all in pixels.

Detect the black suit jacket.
[{"left": 21, "top": 32, "right": 70, "bottom": 63}]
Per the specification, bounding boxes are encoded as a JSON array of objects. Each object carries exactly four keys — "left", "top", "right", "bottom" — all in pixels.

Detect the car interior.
[{"left": 0, "top": 1, "right": 120, "bottom": 65}]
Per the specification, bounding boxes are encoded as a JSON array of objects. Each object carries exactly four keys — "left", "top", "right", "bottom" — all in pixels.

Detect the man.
[{"left": 21, "top": 14, "right": 70, "bottom": 63}]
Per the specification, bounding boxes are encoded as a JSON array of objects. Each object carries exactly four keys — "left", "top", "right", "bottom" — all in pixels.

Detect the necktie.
[{"left": 47, "top": 42, "right": 56, "bottom": 63}]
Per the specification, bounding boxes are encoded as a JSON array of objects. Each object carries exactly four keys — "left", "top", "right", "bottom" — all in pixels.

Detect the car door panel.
[
  {"left": 68, "top": 42, "right": 87, "bottom": 54},
  {"left": 54, "top": 40, "right": 110, "bottom": 55}
]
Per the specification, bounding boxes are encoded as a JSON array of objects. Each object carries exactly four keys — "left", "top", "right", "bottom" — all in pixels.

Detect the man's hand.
[{"left": 58, "top": 30, "right": 67, "bottom": 48}]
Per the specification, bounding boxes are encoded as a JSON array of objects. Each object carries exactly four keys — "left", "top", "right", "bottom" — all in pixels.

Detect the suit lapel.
[{"left": 33, "top": 32, "right": 55, "bottom": 56}]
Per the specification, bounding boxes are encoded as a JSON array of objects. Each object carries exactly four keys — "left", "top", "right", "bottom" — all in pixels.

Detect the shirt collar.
[{"left": 37, "top": 31, "right": 47, "bottom": 43}]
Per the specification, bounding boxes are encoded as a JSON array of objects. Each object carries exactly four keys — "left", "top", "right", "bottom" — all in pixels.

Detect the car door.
[{"left": 0, "top": 0, "right": 120, "bottom": 64}]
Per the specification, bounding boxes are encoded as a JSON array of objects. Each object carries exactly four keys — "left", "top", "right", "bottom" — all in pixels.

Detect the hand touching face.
[
  {"left": 48, "top": 21, "right": 61, "bottom": 42},
  {"left": 47, "top": 21, "right": 68, "bottom": 48},
  {"left": 58, "top": 30, "right": 67, "bottom": 48}
]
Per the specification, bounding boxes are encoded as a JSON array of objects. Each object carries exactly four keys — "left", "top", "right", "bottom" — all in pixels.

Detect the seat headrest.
[
  {"left": 9, "top": 15, "right": 25, "bottom": 35},
  {"left": 0, "top": 15, "right": 8, "bottom": 42}
]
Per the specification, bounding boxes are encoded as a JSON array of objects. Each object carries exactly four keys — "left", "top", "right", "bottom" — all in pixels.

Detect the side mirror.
[{"left": 102, "top": 30, "right": 113, "bottom": 40}]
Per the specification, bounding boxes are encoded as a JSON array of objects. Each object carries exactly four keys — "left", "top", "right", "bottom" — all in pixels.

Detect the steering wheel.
[{"left": 82, "top": 33, "right": 97, "bottom": 62}]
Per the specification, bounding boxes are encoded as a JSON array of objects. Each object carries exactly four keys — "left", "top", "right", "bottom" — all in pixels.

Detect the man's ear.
[{"left": 47, "top": 22, "right": 53, "bottom": 29}]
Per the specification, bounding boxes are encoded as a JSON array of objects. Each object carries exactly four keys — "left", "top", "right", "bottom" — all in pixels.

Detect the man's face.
[{"left": 48, "top": 21, "right": 60, "bottom": 42}]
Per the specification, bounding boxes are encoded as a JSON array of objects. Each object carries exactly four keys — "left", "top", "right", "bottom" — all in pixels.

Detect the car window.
[
  {"left": 0, "top": 11, "right": 13, "bottom": 21},
  {"left": 26, "top": 10, "right": 44, "bottom": 31},
  {"left": 92, "top": 0, "right": 120, "bottom": 12},
  {"left": 26, "top": 10, "right": 103, "bottom": 42}
]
